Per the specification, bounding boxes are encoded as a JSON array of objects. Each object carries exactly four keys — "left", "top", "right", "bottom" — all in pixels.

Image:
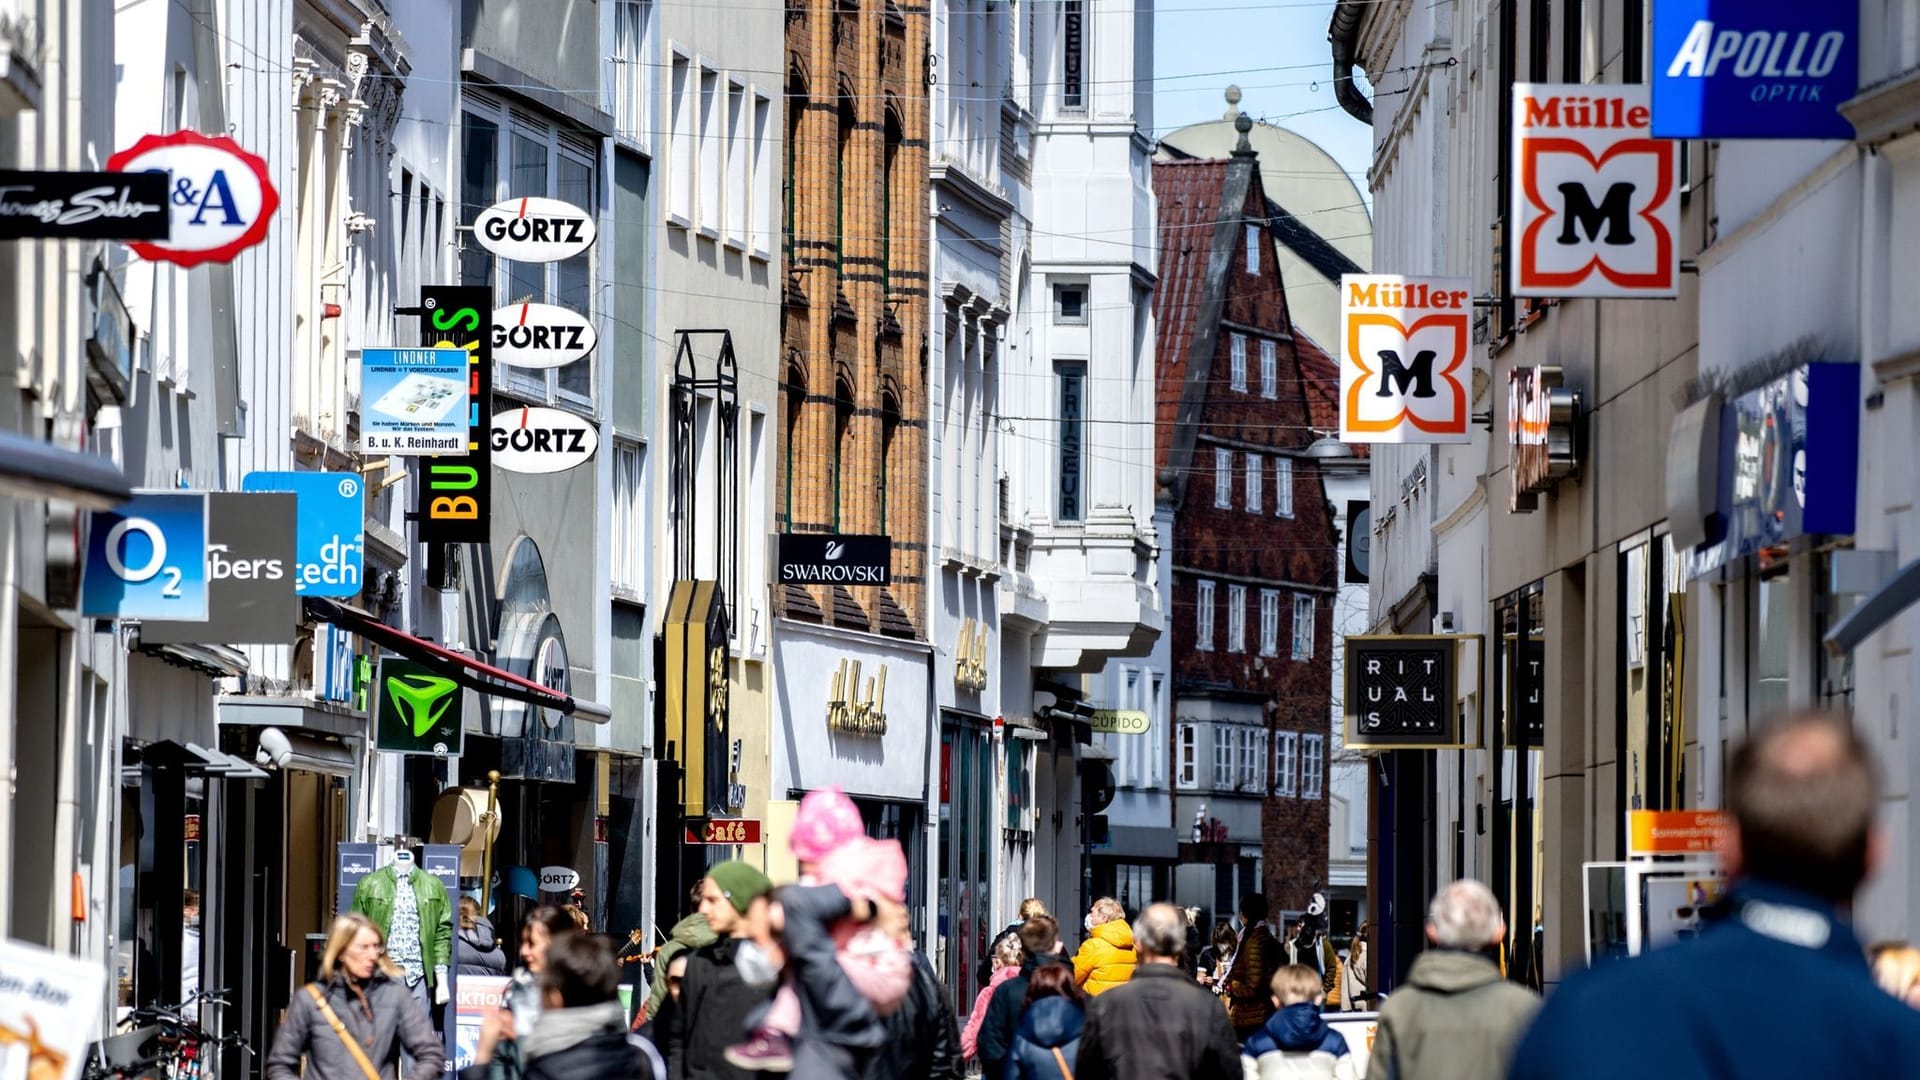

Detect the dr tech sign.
[
  {"left": 107, "top": 131, "right": 279, "bottom": 268},
  {"left": 1653, "top": 0, "right": 1856, "bottom": 139},
  {"left": 1338, "top": 275, "right": 1474, "bottom": 444},
  {"left": 1511, "top": 85, "right": 1678, "bottom": 299}
]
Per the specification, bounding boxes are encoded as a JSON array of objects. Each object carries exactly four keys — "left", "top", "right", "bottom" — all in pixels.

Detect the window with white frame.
[
  {"left": 1151, "top": 674, "right": 1166, "bottom": 784},
  {"left": 612, "top": 441, "right": 645, "bottom": 597},
  {"left": 613, "top": 1, "right": 654, "bottom": 150},
  {"left": 1273, "top": 731, "right": 1299, "bottom": 796},
  {"left": 1246, "top": 454, "right": 1262, "bottom": 514},
  {"left": 1230, "top": 333, "right": 1247, "bottom": 391},
  {"left": 752, "top": 90, "right": 774, "bottom": 259},
  {"left": 667, "top": 52, "right": 693, "bottom": 225},
  {"left": 1214, "top": 725, "right": 1236, "bottom": 789},
  {"left": 1196, "top": 579, "right": 1215, "bottom": 651},
  {"left": 1237, "top": 727, "right": 1257, "bottom": 790},
  {"left": 1214, "top": 447, "right": 1232, "bottom": 508},
  {"left": 1177, "top": 723, "right": 1199, "bottom": 789},
  {"left": 1303, "top": 734, "right": 1325, "bottom": 798},
  {"left": 1260, "top": 589, "right": 1280, "bottom": 657},
  {"left": 725, "top": 81, "right": 749, "bottom": 247},
  {"left": 1293, "top": 594, "right": 1315, "bottom": 660},
  {"left": 1260, "top": 338, "right": 1277, "bottom": 399},
  {"left": 1255, "top": 729, "right": 1270, "bottom": 791},
  {"left": 1245, "top": 224, "right": 1261, "bottom": 274},
  {"left": 698, "top": 68, "right": 722, "bottom": 235},
  {"left": 1274, "top": 456, "right": 1294, "bottom": 517},
  {"left": 1227, "top": 584, "right": 1247, "bottom": 653}
]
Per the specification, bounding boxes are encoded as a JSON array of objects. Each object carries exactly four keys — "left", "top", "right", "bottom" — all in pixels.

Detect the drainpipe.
[{"left": 1328, "top": 0, "right": 1374, "bottom": 125}]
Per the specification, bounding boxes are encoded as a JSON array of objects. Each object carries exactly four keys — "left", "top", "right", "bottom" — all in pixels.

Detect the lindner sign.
[
  {"left": 1338, "top": 275, "right": 1473, "bottom": 444},
  {"left": 1653, "top": 0, "right": 1856, "bottom": 140},
  {"left": 106, "top": 130, "right": 279, "bottom": 268},
  {"left": 360, "top": 347, "right": 471, "bottom": 454},
  {"left": 0, "top": 170, "right": 171, "bottom": 240},
  {"left": 415, "top": 286, "right": 494, "bottom": 546},
  {"left": 1511, "top": 84, "right": 1678, "bottom": 298},
  {"left": 1508, "top": 366, "right": 1581, "bottom": 513},
  {"left": 1344, "top": 635, "right": 1474, "bottom": 750},
  {"left": 777, "top": 534, "right": 892, "bottom": 585}
]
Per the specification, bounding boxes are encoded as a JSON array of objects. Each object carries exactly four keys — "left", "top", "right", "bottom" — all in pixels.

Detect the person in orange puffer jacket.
[{"left": 1073, "top": 898, "right": 1138, "bottom": 996}]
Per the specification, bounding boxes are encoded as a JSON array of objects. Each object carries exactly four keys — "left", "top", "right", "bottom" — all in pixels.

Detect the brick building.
[{"left": 1156, "top": 119, "right": 1338, "bottom": 924}]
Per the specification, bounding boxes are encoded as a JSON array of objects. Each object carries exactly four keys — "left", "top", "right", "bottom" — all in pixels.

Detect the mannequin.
[{"left": 351, "top": 845, "right": 453, "bottom": 1015}]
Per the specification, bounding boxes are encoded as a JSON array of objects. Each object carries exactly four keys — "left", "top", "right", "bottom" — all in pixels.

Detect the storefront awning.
[
  {"left": 304, "top": 597, "right": 611, "bottom": 723},
  {"left": 0, "top": 429, "right": 132, "bottom": 509}
]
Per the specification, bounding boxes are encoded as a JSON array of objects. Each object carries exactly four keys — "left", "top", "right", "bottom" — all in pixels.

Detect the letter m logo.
[{"left": 1374, "top": 350, "right": 1440, "bottom": 399}]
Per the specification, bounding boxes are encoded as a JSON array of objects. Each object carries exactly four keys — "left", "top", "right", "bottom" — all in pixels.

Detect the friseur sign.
[
  {"left": 1344, "top": 635, "right": 1476, "bottom": 750},
  {"left": 777, "top": 533, "right": 891, "bottom": 585},
  {"left": 1652, "top": 0, "right": 1856, "bottom": 140},
  {"left": 0, "top": 170, "right": 171, "bottom": 240}
]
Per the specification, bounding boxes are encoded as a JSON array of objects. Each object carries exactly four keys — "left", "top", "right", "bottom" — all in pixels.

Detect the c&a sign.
[
  {"left": 1338, "top": 275, "right": 1473, "bottom": 444},
  {"left": 106, "top": 130, "right": 279, "bottom": 268},
  {"left": 1512, "top": 84, "right": 1678, "bottom": 298}
]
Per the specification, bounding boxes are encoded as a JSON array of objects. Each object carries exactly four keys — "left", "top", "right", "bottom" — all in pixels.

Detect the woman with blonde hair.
[
  {"left": 1871, "top": 943, "right": 1920, "bottom": 1008},
  {"left": 1073, "top": 897, "right": 1137, "bottom": 995},
  {"left": 963, "top": 931, "right": 1027, "bottom": 1060},
  {"left": 265, "top": 913, "right": 445, "bottom": 1080}
]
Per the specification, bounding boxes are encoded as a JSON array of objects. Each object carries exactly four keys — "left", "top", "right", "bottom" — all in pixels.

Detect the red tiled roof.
[
  {"left": 1293, "top": 327, "right": 1368, "bottom": 459},
  {"left": 1152, "top": 159, "right": 1230, "bottom": 473}
]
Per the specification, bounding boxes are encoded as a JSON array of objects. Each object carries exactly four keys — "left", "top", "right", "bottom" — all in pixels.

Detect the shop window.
[
  {"left": 1618, "top": 535, "right": 1687, "bottom": 820},
  {"left": 938, "top": 719, "right": 996, "bottom": 1010},
  {"left": 1817, "top": 550, "right": 1857, "bottom": 715},
  {"left": 1747, "top": 570, "right": 1793, "bottom": 725},
  {"left": 1492, "top": 585, "right": 1546, "bottom": 990}
]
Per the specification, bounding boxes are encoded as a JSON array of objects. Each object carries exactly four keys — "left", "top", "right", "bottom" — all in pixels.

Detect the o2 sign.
[
  {"left": 81, "top": 492, "right": 210, "bottom": 620},
  {"left": 107, "top": 131, "right": 279, "bottom": 268}
]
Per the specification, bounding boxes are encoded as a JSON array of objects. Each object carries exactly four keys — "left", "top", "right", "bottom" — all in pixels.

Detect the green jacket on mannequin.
[{"left": 351, "top": 864, "right": 453, "bottom": 988}]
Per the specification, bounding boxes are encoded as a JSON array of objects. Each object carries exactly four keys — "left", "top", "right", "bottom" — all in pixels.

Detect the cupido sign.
[
  {"left": 473, "top": 197, "right": 596, "bottom": 262},
  {"left": 1512, "top": 84, "right": 1678, "bottom": 298},
  {"left": 491, "top": 406, "right": 599, "bottom": 475},
  {"left": 1653, "top": 0, "right": 1856, "bottom": 140},
  {"left": 1338, "top": 275, "right": 1474, "bottom": 444},
  {"left": 106, "top": 130, "right": 279, "bottom": 268},
  {"left": 492, "top": 302, "right": 598, "bottom": 369}
]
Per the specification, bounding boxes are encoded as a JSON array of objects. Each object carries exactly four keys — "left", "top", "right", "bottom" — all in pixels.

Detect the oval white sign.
[
  {"left": 474, "top": 196, "right": 596, "bottom": 262},
  {"left": 491, "top": 407, "right": 599, "bottom": 475},
  {"left": 537, "top": 865, "right": 580, "bottom": 893},
  {"left": 492, "top": 303, "right": 598, "bottom": 370}
]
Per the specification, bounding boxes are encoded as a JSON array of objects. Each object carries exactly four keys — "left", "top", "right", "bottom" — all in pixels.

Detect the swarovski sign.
[
  {"left": 777, "top": 533, "right": 891, "bottom": 585},
  {"left": 1508, "top": 366, "right": 1581, "bottom": 513}
]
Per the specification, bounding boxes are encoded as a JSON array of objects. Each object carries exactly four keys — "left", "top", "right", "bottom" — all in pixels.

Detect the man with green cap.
[{"left": 665, "top": 862, "right": 776, "bottom": 1080}]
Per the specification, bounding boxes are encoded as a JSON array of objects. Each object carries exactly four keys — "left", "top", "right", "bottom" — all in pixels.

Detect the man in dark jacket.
[
  {"left": 976, "top": 915, "right": 1068, "bottom": 1078},
  {"left": 1224, "top": 893, "right": 1283, "bottom": 1039},
  {"left": 1076, "top": 904, "right": 1240, "bottom": 1080},
  {"left": 474, "top": 931, "right": 662, "bottom": 1080},
  {"left": 865, "top": 950, "right": 962, "bottom": 1080},
  {"left": 1509, "top": 712, "right": 1920, "bottom": 1079},
  {"left": 665, "top": 863, "right": 776, "bottom": 1080}
]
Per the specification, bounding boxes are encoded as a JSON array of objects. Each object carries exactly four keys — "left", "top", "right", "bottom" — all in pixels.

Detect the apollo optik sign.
[{"left": 1652, "top": 0, "right": 1857, "bottom": 139}]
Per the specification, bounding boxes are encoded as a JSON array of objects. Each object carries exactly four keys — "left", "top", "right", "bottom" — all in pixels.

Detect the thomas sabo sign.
[
  {"left": 1338, "top": 275, "right": 1473, "bottom": 444},
  {"left": 1653, "top": 0, "right": 1856, "bottom": 140}
]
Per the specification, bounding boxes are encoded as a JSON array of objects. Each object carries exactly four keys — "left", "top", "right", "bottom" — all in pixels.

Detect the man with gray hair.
[
  {"left": 1076, "top": 903, "right": 1241, "bottom": 1080},
  {"left": 1366, "top": 880, "right": 1538, "bottom": 1080}
]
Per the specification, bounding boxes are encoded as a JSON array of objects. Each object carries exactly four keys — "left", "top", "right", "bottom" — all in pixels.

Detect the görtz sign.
[
  {"left": 473, "top": 197, "right": 596, "bottom": 262},
  {"left": 1338, "top": 275, "right": 1473, "bottom": 444},
  {"left": 1508, "top": 366, "right": 1581, "bottom": 513},
  {"left": 1653, "top": 0, "right": 1856, "bottom": 140}
]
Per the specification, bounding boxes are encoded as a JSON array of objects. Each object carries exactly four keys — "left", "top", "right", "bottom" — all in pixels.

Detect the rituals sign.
[{"left": 1344, "top": 635, "right": 1476, "bottom": 749}]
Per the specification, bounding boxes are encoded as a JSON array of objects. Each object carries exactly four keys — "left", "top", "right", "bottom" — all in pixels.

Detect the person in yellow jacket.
[{"left": 1074, "top": 897, "right": 1137, "bottom": 996}]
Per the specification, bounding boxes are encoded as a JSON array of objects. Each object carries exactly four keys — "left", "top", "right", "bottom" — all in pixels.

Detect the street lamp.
[{"left": 1305, "top": 436, "right": 1356, "bottom": 460}]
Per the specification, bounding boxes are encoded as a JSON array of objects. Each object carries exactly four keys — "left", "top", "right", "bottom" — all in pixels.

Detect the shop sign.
[
  {"left": 778, "top": 533, "right": 892, "bottom": 585},
  {"left": 1508, "top": 366, "right": 1582, "bottom": 513},
  {"left": 414, "top": 287, "right": 494, "bottom": 545},
  {"left": 490, "top": 406, "right": 598, "bottom": 475},
  {"left": 0, "top": 169, "right": 170, "bottom": 240},
  {"left": 537, "top": 866, "right": 581, "bottom": 892},
  {"left": 1653, "top": 0, "right": 1856, "bottom": 140},
  {"left": 80, "top": 492, "right": 209, "bottom": 621},
  {"left": 684, "top": 819, "right": 763, "bottom": 845},
  {"left": 665, "top": 580, "right": 730, "bottom": 816},
  {"left": 1343, "top": 635, "right": 1474, "bottom": 749},
  {"left": 1512, "top": 84, "right": 1678, "bottom": 298},
  {"left": 360, "top": 347, "right": 472, "bottom": 455},
  {"left": 1338, "top": 275, "right": 1474, "bottom": 443},
  {"left": 0, "top": 935, "right": 109, "bottom": 1080},
  {"left": 335, "top": 842, "right": 379, "bottom": 915},
  {"left": 1627, "top": 809, "right": 1729, "bottom": 857},
  {"left": 1344, "top": 500, "right": 1371, "bottom": 584},
  {"left": 954, "top": 617, "right": 989, "bottom": 691},
  {"left": 105, "top": 130, "right": 279, "bottom": 268},
  {"left": 1090, "top": 710, "right": 1150, "bottom": 735},
  {"left": 142, "top": 492, "right": 299, "bottom": 645},
  {"left": 374, "top": 655, "right": 464, "bottom": 756},
  {"left": 492, "top": 302, "right": 597, "bottom": 369},
  {"left": 453, "top": 975, "right": 513, "bottom": 1070},
  {"left": 241, "top": 471, "right": 364, "bottom": 597},
  {"left": 183, "top": 814, "right": 201, "bottom": 842},
  {"left": 473, "top": 196, "right": 596, "bottom": 262},
  {"left": 827, "top": 659, "right": 888, "bottom": 736}
]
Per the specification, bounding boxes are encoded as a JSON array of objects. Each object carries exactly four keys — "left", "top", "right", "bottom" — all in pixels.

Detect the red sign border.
[{"left": 107, "top": 130, "right": 280, "bottom": 269}]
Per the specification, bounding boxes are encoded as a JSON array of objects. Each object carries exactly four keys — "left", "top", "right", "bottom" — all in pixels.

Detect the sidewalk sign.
[
  {"left": 0, "top": 936, "right": 109, "bottom": 1080},
  {"left": 453, "top": 976, "right": 513, "bottom": 1070}
]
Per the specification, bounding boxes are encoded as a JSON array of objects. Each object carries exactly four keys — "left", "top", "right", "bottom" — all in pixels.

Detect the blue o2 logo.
[
  {"left": 82, "top": 493, "right": 209, "bottom": 620},
  {"left": 102, "top": 516, "right": 183, "bottom": 595}
]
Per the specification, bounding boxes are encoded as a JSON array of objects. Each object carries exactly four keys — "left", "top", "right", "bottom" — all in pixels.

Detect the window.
[
  {"left": 1245, "top": 224, "right": 1261, "bottom": 274},
  {"left": 1196, "top": 579, "right": 1215, "bottom": 651},
  {"left": 1214, "top": 726, "right": 1236, "bottom": 789},
  {"left": 1054, "top": 284, "right": 1087, "bottom": 323},
  {"left": 1058, "top": 363, "right": 1086, "bottom": 521},
  {"left": 1214, "top": 448, "right": 1232, "bottom": 508},
  {"left": 1061, "top": 0, "right": 1085, "bottom": 110},
  {"left": 1260, "top": 339, "right": 1277, "bottom": 399},
  {"left": 1292, "top": 594, "right": 1315, "bottom": 660},
  {"left": 1273, "top": 732, "right": 1298, "bottom": 797},
  {"left": 1274, "top": 457, "right": 1294, "bottom": 517},
  {"left": 1237, "top": 727, "right": 1258, "bottom": 791},
  {"left": 698, "top": 68, "right": 721, "bottom": 235},
  {"left": 1177, "top": 723, "right": 1199, "bottom": 789},
  {"left": 1260, "top": 589, "right": 1280, "bottom": 657},
  {"left": 1562, "top": 0, "right": 1584, "bottom": 82},
  {"left": 1623, "top": 0, "right": 1646, "bottom": 82},
  {"left": 613, "top": 1, "right": 654, "bottom": 150},
  {"left": 725, "top": 81, "right": 749, "bottom": 247},
  {"left": 668, "top": 52, "right": 693, "bottom": 225},
  {"left": 1255, "top": 729, "right": 1270, "bottom": 791},
  {"left": 1229, "top": 333, "right": 1247, "bottom": 392},
  {"left": 1227, "top": 584, "right": 1247, "bottom": 653},
  {"left": 1246, "top": 454, "right": 1263, "bottom": 514},
  {"left": 612, "top": 441, "right": 645, "bottom": 597},
  {"left": 1303, "top": 734, "right": 1325, "bottom": 799},
  {"left": 752, "top": 91, "right": 774, "bottom": 259}
]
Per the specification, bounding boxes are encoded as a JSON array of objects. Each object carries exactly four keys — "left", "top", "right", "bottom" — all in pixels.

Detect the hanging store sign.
[
  {"left": 827, "top": 659, "right": 888, "bottom": 736},
  {"left": 1652, "top": 0, "right": 1856, "bottom": 140},
  {"left": 955, "top": 617, "right": 989, "bottom": 691},
  {"left": 537, "top": 865, "right": 581, "bottom": 893},
  {"left": 685, "top": 819, "right": 763, "bottom": 845},
  {"left": 473, "top": 197, "right": 596, "bottom": 262},
  {"left": 81, "top": 492, "right": 209, "bottom": 621},
  {"left": 492, "top": 302, "right": 598, "bottom": 369},
  {"left": 1344, "top": 500, "right": 1371, "bottom": 584},
  {"left": 1338, "top": 275, "right": 1474, "bottom": 443},
  {"left": 415, "top": 286, "right": 494, "bottom": 545},
  {"left": 374, "top": 655, "right": 464, "bottom": 756},
  {"left": 105, "top": 130, "right": 279, "bottom": 268},
  {"left": 490, "top": 406, "right": 599, "bottom": 474},
  {"left": 142, "top": 492, "right": 299, "bottom": 645},
  {"left": 361, "top": 347, "right": 472, "bottom": 455},
  {"left": 1627, "top": 809, "right": 1730, "bottom": 857},
  {"left": 777, "top": 533, "right": 892, "bottom": 585},
  {"left": 1090, "top": 710, "right": 1151, "bottom": 735},
  {"left": 665, "top": 580, "right": 731, "bottom": 816},
  {"left": 1343, "top": 635, "right": 1475, "bottom": 750},
  {"left": 0, "top": 169, "right": 170, "bottom": 241},
  {"left": 1512, "top": 84, "right": 1678, "bottom": 298},
  {"left": 241, "top": 471, "right": 365, "bottom": 597},
  {"left": 1508, "top": 366, "right": 1582, "bottom": 513}
]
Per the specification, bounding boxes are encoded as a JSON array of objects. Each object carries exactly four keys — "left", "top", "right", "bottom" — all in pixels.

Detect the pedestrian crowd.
[{"left": 264, "top": 709, "right": 1920, "bottom": 1080}]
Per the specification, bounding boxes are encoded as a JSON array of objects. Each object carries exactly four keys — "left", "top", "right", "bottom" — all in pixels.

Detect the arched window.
[
  {"left": 882, "top": 109, "right": 903, "bottom": 298},
  {"left": 782, "top": 354, "right": 807, "bottom": 529},
  {"left": 836, "top": 89, "right": 855, "bottom": 278},
  {"left": 833, "top": 376, "right": 856, "bottom": 530},
  {"left": 880, "top": 387, "right": 901, "bottom": 535}
]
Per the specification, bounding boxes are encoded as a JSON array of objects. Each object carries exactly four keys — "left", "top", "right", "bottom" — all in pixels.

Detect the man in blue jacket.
[{"left": 1508, "top": 710, "right": 1920, "bottom": 1079}]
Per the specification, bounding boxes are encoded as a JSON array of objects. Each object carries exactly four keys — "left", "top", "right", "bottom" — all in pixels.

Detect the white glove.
[{"left": 435, "top": 966, "right": 450, "bottom": 1005}]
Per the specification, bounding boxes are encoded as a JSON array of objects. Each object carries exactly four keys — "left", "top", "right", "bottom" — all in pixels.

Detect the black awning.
[
  {"left": 0, "top": 429, "right": 131, "bottom": 509},
  {"left": 305, "top": 597, "right": 609, "bottom": 722}
]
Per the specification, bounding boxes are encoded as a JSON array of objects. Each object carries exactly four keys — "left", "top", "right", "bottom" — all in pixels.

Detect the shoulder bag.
[
  {"left": 304, "top": 984, "right": 382, "bottom": 1080},
  {"left": 1050, "top": 1048, "right": 1075, "bottom": 1080}
]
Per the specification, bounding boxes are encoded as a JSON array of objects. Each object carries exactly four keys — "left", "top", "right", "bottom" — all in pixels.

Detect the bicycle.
[{"left": 83, "top": 989, "right": 254, "bottom": 1080}]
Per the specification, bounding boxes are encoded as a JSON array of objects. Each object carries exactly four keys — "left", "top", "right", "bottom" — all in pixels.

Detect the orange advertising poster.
[{"left": 1627, "top": 810, "right": 1729, "bottom": 857}]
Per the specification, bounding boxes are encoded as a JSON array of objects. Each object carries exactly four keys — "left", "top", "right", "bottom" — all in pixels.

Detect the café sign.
[
  {"left": 685, "top": 819, "right": 763, "bottom": 845},
  {"left": 1508, "top": 366, "right": 1581, "bottom": 513}
]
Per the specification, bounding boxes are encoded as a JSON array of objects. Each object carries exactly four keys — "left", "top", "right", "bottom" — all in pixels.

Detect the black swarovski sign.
[
  {"left": 1345, "top": 635, "right": 1469, "bottom": 749},
  {"left": 777, "top": 534, "right": 891, "bottom": 586},
  {"left": 0, "top": 170, "right": 171, "bottom": 240}
]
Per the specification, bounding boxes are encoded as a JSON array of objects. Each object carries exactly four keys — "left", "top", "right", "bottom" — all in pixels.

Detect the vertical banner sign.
[
  {"left": 416, "top": 286, "right": 493, "bottom": 545},
  {"left": 1512, "top": 84, "right": 1679, "bottom": 298},
  {"left": 1652, "top": 0, "right": 1857, "bottom": 140},
  {"left": 1338, "top": 275, "right": 1474, "bottom": 444}
]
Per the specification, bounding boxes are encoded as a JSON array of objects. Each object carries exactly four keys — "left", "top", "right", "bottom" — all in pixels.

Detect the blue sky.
[{"left": 1153, "top": 0, "right": 1374, "bottom": 199}]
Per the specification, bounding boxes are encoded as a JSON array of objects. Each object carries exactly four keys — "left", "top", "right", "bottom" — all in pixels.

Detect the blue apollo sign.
[{"left": 1652, "top": 0, "right": 1857, "bottom": 140}]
